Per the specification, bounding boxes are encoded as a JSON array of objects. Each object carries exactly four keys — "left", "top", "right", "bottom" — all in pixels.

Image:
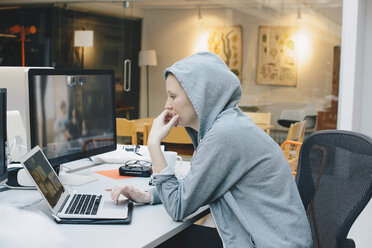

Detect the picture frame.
[
  {"left": 256, "top": 26, "right": 298, "bottom": 86},
  {"left": 207, "top": 26, "right": 242, "bottom": 81}
]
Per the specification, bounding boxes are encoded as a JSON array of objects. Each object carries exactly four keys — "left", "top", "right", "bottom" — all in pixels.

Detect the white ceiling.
[
  {"left": 0, "top": 0, "right": 343, "bottom": 24},
  {"left": 136, "top": 0, "right": 343, "bottom": 24}
]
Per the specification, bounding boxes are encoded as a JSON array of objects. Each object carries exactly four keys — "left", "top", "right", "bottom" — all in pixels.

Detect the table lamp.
[
  {"left": 139, "top": 49, "right": 157, "bottom": 117},
  {"left": 74, "top": 30, "right": 94, "bottom": 68}
]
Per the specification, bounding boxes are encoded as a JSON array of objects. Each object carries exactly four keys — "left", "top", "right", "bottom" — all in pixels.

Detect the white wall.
[
  {"left": 338, "top": 0, "right": 366, "bottom": 132},
  {"left": 339, "top": 2, "right": 372, "bottom": 246},
  {"left": 360, "top": 0, "right": 372, "bottom": 135},
  {"left": 140, "top": 8, "right": 341, "bottom": 129},
  {"left": 140, "top": 9, "right": 199, "bottom": 117},
  {"left": 338, "top": 0, "right": 372, "bottom": 137}
]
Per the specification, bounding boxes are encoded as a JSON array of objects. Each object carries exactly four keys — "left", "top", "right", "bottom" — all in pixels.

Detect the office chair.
[{"left": 296, "top": 130, "right": 372, "bottom": 248}]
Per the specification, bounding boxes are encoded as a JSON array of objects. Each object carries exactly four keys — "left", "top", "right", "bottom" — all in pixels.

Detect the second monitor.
[{"left": 28, "top": 69, "right": 117, "bottom": 170}]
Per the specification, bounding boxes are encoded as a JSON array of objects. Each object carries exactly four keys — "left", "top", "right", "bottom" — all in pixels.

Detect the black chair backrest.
[{"left": 296, "top": 130, "right": 372, "bottom": 248}]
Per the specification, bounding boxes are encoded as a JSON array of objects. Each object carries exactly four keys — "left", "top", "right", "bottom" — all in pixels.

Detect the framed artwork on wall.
[
  {"left": 256, "top": 26, "right": 298, "bottom": 86},
  {"left": 207, "top": 25, "right": 242, "bottom": 81}
]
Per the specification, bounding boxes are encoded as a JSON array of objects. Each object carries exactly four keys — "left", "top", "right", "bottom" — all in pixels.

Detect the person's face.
[{"left": 165, "top": 74, "right": 199, "bottom": 131}]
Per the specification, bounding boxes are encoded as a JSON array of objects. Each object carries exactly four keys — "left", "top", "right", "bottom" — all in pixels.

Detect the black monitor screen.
[
  {"left": 28, "top": 69, "right": 116, "bottom": 168},
  {"left": 0, "top": 88, "right": 7, "bottom": 185}
]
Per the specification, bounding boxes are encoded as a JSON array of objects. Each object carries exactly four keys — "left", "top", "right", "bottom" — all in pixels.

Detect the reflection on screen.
[
  {"left": 23, "top": 151, "right": 64, "bottom": 208},
  {"left": 29, "top": 72, "right": 116, "bottom": 166}
]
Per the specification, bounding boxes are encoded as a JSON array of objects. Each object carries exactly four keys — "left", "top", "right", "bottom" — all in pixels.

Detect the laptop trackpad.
[{"left": 100, "top": 199, "right": 128, "bottom": 218}]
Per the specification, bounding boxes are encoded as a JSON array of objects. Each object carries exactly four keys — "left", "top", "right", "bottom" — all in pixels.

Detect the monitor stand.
[
  {"left": 7, "top": 160, "right": 99, "bottom": 188},
  {"left": 58, "top": 172, "right": 97, "bottom": 186},
  {"left": 58, "top": 159, "right": 99, "bottom": 186}
]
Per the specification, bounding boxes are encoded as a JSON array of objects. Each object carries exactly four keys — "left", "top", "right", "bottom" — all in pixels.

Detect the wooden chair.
[
  {"left": 163, "top": 126, "right": 193, "bottom": 156},
  {"left": 280, "top": 140, "right": 302, "bottom": 178},
  {"left": 243, "top": 112, "right": 273, "bottom": 134},
  {"left": 143, "top": 124, "right": 193, "bottom": 155},
  {"left": 286, "top": 120, "right": 306, "bottom": 142},
  {"left": 116, "top": 118, "right": 137, "bottom": 145},
  {"left": 143, "top": 123, "right": 152, "bottom": 145},
  {"left": 280, "top": 120, "right": 306, "bottom": 178},
  {"left": 143, "top": 124, "right": 192, "bottom": 145},
  {"left": 162, "top": 126, "right": 192, "bottom": 144}
]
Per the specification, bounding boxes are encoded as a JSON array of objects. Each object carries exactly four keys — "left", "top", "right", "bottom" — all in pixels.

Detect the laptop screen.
[
  {"left": 0, "top": 88, "right": 7, "bottom": 185},
  {"left": 22, "top": 150, "right": 65, "bottom": 208}
]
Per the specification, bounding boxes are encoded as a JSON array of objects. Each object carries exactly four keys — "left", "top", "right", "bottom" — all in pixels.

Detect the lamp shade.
[
  {"left": 74, "top": 30, "right": 94, "bottom": 47},
  {"left": 139, "top": 50, "right": 157, "bottom": 66}
]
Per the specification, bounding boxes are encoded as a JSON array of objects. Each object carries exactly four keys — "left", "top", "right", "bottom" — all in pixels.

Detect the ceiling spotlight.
[
  {"left": 198, "top": 7, "right": 202, "bottom": 20},
  {"left": 297, "top": 5, "right": 302, "bottom": 20}
]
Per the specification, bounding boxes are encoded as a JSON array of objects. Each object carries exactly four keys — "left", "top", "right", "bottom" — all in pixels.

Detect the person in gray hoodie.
[{"left": 108, "top": 52, "right": 312, "bottom": 248}]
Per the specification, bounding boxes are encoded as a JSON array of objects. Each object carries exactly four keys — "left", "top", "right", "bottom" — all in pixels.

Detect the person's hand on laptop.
[{"left": 106, "top": 185, "right": 151, "bottom": 204}]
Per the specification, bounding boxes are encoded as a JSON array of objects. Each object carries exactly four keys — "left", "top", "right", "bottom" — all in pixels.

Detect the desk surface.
[{"left": 0, "top": 163, "right": 208, "bottom": 248}]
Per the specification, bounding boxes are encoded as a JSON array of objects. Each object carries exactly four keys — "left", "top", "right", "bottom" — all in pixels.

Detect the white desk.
[{"left": 0, "top": 163, "right": 209, "bottom": 248}]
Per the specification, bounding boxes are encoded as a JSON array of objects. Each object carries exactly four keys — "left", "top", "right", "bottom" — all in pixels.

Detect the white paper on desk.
[{"left": 91, "top": 145, "right": 164, "bottom": 164}]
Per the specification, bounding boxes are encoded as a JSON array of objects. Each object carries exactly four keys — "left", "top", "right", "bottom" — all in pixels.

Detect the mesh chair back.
[{"left": 296, "top": 130, "right": 372, "bottom": 248}]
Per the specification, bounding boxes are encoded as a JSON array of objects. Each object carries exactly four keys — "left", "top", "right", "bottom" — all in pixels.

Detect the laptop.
[{"left": 20, "top": 146, "right": 131, "bottom": 223}]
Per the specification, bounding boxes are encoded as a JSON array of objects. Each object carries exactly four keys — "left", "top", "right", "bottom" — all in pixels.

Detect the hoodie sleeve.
[{"left": 150, "top": 124, "right": 260, "bottom": 221}]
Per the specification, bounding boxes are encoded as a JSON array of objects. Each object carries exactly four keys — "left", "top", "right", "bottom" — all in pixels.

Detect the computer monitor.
[
  {"left": 7, "top": 111, "right": 28, "bottom": 163},
  {"left": 0, "top": 66, "right": 53, "bottom": 152},
  {"left": 28, "top": 69, "right": 116, "bottom": 170},
  {"left": 0, "top": 88, "right": 8, "bottom": 185}
]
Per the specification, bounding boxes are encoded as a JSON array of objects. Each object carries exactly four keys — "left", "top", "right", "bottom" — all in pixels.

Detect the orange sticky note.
[{"left": 95, "top": 169, "right": 134, "bottom": 180}]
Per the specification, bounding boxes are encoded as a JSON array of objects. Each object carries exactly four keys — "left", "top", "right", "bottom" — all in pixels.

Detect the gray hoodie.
[{"left": 150, "top": 52, "right": 312, "bottom": 248}]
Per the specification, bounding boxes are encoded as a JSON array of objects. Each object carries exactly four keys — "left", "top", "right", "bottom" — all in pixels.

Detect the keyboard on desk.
[{"left": 65, "top": 194, "right": 102, "bottom": 215}]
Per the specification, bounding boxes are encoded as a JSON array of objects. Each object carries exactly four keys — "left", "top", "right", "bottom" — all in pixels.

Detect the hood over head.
[{"left": 164, "top": 52, "right": 241, "bottom": 146}]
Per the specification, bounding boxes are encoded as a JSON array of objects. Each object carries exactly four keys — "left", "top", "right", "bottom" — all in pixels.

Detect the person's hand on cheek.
[{"left": 148, "top": 110, "right": 179, "bottom": 145}]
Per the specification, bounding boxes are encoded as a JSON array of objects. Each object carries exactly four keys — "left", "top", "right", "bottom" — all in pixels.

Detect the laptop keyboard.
[{"left": 65, "top": 194, "right": 102, "bottom": 215}]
